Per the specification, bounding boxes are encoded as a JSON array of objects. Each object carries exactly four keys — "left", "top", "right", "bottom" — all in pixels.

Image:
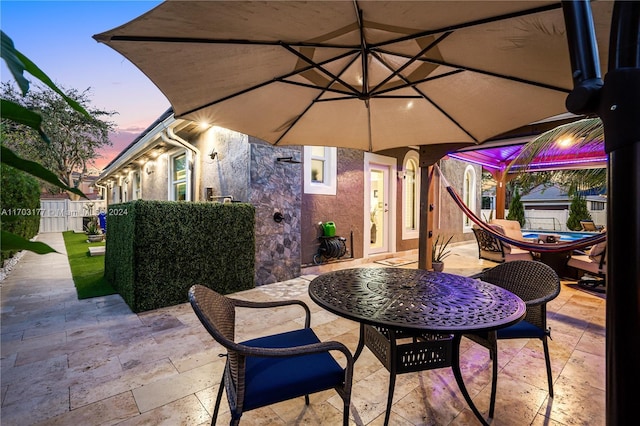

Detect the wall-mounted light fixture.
[
  {"left": 146, "top": 166, "right": 155, "bottom": 175},
  {"left": 209, "top": 150, "right": 218, "bottom": 160}
]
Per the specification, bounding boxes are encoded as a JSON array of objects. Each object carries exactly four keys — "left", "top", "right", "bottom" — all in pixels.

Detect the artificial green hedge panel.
[{"left": 105, "top": 200, "right": 255, "bottom": 312}]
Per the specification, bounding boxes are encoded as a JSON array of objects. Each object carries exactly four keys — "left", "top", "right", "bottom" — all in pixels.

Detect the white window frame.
[
  {"left": 401, "top": 150, "right": 420, "bottom": 240},
  {"left": 169, "top": 150, "right": 191, "bottom": 201},
  {"left": 303, "top": 146, "right": 337, "bottom": 195},
  {"left": 132, "top": 170, "right": 141, "bottom": 200},
  {"left": 120, "top": 176, "right": 128, "bottom": 202},
  {"left": 462, "top": 165, "right": 477, "bottom": 232}
]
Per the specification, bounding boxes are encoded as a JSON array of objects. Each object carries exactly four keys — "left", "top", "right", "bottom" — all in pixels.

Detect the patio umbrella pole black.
[{"left": 562, "top": 1, "right": 640, "bottom": 424}]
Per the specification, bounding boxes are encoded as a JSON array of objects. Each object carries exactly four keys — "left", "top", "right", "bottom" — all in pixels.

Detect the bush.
[
  {"left": 1, "top": 163, "right": 41, "bottom": 262},
  {"left": 104, "top": 200, "right": 255, "bottom": 312},
  {"left": 567, "top": 193, "right": 591, "bottom": 231},
  {"left": 506, "top": 187, "right": 526, "bottom": 227}
]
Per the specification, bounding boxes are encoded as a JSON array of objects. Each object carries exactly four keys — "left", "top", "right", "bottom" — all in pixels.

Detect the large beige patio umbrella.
[
  {"left": 93, "top": 1, "right": 612, "bottom": 153},
  {"left": 94, "top": 3, "right": 640, "bottom": 422}
]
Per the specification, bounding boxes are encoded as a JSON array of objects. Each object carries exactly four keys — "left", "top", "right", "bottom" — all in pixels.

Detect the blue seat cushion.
[
  {"left": 240, "top": 328, "right": 345, "bottom": 411},
  {"left": 497, "top": 320, "right": 547, "bottom": 339}
]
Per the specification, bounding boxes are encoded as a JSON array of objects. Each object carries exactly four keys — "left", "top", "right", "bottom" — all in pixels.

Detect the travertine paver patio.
[{"left": 1, "top": 233, "right": 605, "bottom": 425}]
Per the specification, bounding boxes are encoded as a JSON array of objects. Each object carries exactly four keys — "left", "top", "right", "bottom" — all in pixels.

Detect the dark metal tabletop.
[{"left": 309, "top": 267, "right": 526, "bottom": 333}]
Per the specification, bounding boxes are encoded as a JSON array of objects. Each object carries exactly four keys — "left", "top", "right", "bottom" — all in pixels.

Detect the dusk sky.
[{"left": 1, "top": 1, "right": 170, "bottom": 169}]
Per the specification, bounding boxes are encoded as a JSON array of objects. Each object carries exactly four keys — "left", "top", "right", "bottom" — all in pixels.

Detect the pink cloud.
[{"left": 91, "top": 130, "right": 138, "bottom": 170}]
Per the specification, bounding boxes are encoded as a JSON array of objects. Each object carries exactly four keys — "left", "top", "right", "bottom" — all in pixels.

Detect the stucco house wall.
[
  {"left": 98, "top": 110, "right": 483, "bottom": 288},
  {"left": 301, "top": 148, "right": 365, "bottom": 265}
]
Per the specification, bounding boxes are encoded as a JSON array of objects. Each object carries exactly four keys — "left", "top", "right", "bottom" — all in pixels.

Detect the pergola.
[{"left": 448, "top": 122, "right": 607, "bottom": 219}]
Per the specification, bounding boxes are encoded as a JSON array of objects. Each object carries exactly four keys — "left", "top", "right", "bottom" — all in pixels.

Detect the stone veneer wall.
[{"left": 248, "top": 138, "right": 302, "bottom": 285}]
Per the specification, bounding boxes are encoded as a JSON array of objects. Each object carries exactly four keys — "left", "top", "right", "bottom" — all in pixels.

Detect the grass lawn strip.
[{"left": 62, "top": 231, "right": 116, "bottom": 299}]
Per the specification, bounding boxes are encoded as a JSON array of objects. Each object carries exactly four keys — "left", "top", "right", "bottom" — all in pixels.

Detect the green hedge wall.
[
  {"left": 1, "top": 164, "right": 42, "bottom": 262},
  {"left": 104, "top": 200, "right": 255, "bottom": 312}
]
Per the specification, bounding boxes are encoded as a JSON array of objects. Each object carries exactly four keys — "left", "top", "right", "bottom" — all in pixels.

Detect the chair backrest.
[
  {"left": 580, "top": 220, "right": 598, "bottom": 231},
  {"left": 481, "top": 260, "right": 560, "bottom": 328},
  {"left": 188, "top": 285, "right": 244, "bottom": 398},
  {"left": 588, "top": 240, "right": 607, "bottom": 267},
  {"left": 490, "top": 219, "right": 524, "bottom": 242},
  {"left": 472, "top": 225, "right": 505, "bottom": 255},
  {"left": 189, "top": 285, "right": 236, "bottom": 345},
  {"left": 189, "top": 285, "right": 255, "bottom": 412}
]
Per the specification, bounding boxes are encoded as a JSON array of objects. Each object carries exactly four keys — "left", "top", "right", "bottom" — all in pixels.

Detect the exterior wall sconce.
[
  {"left": 146, "top": 166, "right": 155, "bottom": 175},
  {"left": 210, "top": 150, "right": 218, "bottom": 160}
]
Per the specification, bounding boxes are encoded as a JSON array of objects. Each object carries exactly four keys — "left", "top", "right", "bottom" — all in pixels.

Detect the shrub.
[
  {"left": 104, "top": 200, "right": 255, "bottom": 312},
  {"left": 1, "top": 163, "right": 41, "bottom": 262},
  {"left": 567, "top": 193, "right": 591, "bottom": 231},
  {"left": 506, "top": 187, "right": 526, "bottom": 227}
]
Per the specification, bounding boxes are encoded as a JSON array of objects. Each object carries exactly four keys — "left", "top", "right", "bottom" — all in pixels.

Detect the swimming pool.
[{"left": 521, "top": 230, "right": 599, "bottom": 242}]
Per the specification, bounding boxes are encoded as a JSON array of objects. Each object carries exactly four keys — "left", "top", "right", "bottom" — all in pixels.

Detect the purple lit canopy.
[{"left": 448, "top": 136, "right": 606, "bottom": 173}]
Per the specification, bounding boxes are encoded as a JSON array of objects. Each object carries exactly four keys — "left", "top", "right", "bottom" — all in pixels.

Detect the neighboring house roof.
[
  {"left": 521, "top": 184, "right": 607, "bottom": 203},
  {"left": 101, "top": 107, "right": 175, "bottom": 173}
]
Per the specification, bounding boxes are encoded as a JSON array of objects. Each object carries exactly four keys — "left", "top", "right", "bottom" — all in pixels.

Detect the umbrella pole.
[{"left": 562, "top": 1, "right": 640, "bottom": 424}]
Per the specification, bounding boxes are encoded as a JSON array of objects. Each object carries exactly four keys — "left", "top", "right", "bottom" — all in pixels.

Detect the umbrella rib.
[
  {"left": 376, "top": 48, "right": 571, "bottom": 93},
  {"left": 103, "top": 34, "right": 360, "bottom": 50},
  {"left": 177, "top": 48, "right": 359, "bottom": 117},
  {"left": 416, "top": 59, "right": 571, "bottom": 93},
  {"left": 369, "top": 3, "right": 562, "bottom": 50},
  {"left": 273, "top": 52, "right": 362, "bottom": 146},
  {"left": 280, "top": 42, "right": 363, "bottom": 96},
  {"left": 355, "top": 5, "right": 370, "bottom": 99},
  {"left": 370, "top": 50, "right": 478, "bottom": 142},
  {"left": 368, "top": 31, "right": 453, "bottom": 95},
  {"left": 276, "top": 79, "right": 358, "bottom": 98},
  {"left": 372, "top": 69, "right": 465, "bottom": 96}
]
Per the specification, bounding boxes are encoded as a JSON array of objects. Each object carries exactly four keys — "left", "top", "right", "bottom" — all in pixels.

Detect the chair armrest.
[
  {"left": 238, "top": 339, "right": 352, "bottom": 360},
  {"left": 523, "top": 290, "right": 560, "bottom": 307},
  {"left": 231, "top": 298, "right": 312, "bottom": 328}
]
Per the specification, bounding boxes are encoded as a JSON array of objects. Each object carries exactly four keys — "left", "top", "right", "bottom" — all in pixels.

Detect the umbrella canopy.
[{"left": 94, "top": 0, "right": 613, "bottom": 152}]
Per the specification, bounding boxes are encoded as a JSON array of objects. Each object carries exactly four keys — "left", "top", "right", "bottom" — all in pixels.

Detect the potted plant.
[
  {"left": 432, "top": 234, "right": 453, "bottom": 272},
  {"left": 85, "top": 217, "right": 103, "bottom": 242}
]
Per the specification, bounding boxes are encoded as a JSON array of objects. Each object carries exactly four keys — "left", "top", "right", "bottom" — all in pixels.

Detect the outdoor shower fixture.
[{"left": 276, "top": 156, "right": 301, "bottom": 164}]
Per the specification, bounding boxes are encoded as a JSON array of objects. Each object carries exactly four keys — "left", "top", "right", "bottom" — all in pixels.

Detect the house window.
[
  {"left": 402, "top": 151, "right": 420, "bottom": 239},
  {"left": 304, "top": 146, "right": 337, "bottom": 195},
  {"left": 132, "top": 171, "right": 141, "bottom": 200},
  {"left": 591, "top": 201, "right": 605, "bottom": 211},
  {"left": 171, "top": 152, "right": 189, "bottom": 201},
  {"left": 463, "top": 165, "right": 477, "bottom": 230},
  {"left": 121, "top": 176, "right": 128, "bottom": 202}
]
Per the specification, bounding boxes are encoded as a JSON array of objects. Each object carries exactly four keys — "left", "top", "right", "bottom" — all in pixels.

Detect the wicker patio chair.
[
  {"left": 464, "top": 260, "right": 561, "bottom": 418},
  {"left": 188, "top": 285, "right": 354, "bottom": 426}
]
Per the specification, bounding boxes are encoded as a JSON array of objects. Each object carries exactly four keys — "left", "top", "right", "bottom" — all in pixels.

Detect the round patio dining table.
[{"left": 309, "top": 267, "right": 526, "bottom": 425}]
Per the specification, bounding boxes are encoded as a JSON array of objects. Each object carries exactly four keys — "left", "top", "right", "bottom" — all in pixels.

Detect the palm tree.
[{"left": 507, "top": 117, "right": 606, "bottom": 196}]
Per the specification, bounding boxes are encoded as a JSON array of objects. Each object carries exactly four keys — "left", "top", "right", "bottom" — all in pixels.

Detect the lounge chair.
[
  {"left": 567, "top": 239, "right": 606, "bottom": 290},
  {"left": 580, "top": 220, "right": 603, "bottom": 232},
  {"left": 472, "top": 219, "right": 533, "bottom": 263}
]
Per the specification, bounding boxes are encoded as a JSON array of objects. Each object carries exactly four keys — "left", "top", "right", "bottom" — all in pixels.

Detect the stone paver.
[{"left": 1, "top": 233, "right": 606, "bottom": 425}]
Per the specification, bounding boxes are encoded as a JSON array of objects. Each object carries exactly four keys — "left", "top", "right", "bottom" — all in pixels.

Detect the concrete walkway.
[{"left": 1, "top": 233, "right": 606, "bottom": 425}]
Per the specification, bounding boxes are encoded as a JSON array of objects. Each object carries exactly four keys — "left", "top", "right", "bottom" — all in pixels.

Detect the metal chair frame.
[
  {"left": 465, "top": 260, "right": 561, "bottom": 418},
  {"left": 189, "top": 285, "right": 354, "bottom": 425}
]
